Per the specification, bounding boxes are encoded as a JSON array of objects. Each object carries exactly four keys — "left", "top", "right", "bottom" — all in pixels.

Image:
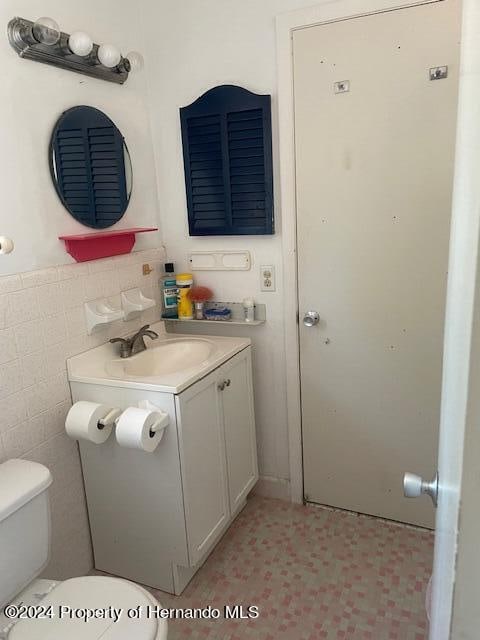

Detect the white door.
[
  {"left": 219, "top": 348, "right": 258, "bottom": 515},
  {"left": 294, "top": 0, "right": 461, "bottom": 527},
  {"left": 429, "top": 1, "right": 480, "bottom": 636}
]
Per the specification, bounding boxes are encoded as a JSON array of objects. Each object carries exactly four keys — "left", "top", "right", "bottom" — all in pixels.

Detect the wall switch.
[{"left": 260, "top": 265, "right": 276, "bottom": 292}]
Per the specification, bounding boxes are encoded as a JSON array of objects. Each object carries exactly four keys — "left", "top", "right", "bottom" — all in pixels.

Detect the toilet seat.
[{"left": 9, "top": 576, "right": 168, "bottom": 640}]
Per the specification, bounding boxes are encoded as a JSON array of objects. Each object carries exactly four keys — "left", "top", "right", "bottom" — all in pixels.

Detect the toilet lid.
[{"left": 9, "top": 576, "right": 167, "bottom": 640}]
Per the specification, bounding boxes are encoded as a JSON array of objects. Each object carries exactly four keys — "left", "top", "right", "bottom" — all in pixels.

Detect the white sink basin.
[
  {"left": 67, "top": 323, "right": 251, "bottom": 393},
  {"left": 107, "top": 338, "right": 217, "bottom": 378}
]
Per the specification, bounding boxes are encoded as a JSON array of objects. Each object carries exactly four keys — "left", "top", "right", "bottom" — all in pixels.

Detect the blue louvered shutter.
[
  {"left": 51, "top": 106, "right": 128, "bottom": 229},
  {"left": 180, "top": 85, "right": 274, "bottom": 235}
]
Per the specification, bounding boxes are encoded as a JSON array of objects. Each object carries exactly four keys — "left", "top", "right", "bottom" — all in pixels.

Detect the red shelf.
[{"left": 58, "top": 227, "right": 158, "bottom": 263}]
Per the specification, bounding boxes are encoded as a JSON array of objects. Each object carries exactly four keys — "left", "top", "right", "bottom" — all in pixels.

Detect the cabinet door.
[
  {"left": 175, "top": 372, "right": 229, "bottom": 566},
  {"left": 219, "top": 348, "right": 259, "bottom": 514}
]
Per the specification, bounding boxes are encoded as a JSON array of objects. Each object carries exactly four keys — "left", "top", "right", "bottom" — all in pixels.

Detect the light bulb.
[
  {"left": 32, "top": 17, "right": 60, "bottom": 45},
  {"left": 69, "top": 31, "right": 93, "bottom": 57},
  {"left": 126, "top": 51, "right": 144, "bottom": 72},
  {"left": 97, "top": 43, "right": 121, "bottom": 68},
  {"left": 0, "top": 236, "right": 14, "bottom": 255}
]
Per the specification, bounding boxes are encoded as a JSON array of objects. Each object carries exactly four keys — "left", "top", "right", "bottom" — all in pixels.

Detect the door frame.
[{"left": 276, "top": 0, "right": 446, "bottom": 506}]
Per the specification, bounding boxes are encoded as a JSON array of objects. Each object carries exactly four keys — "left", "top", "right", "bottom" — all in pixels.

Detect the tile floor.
[{"left": 144, "top": 496, "right": 433, "bottom": 640}]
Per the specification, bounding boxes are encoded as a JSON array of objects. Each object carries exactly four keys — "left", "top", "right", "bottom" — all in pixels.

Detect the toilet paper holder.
[
  {"left": 66, "top": 401, "right": 170, "bottom": 450},
  {"left": 97, "top": 405, "right": 169, "bottom": 438},
  {"left": 97, "top": 408, "right": 122, "bottom": 430},
  {"left": 147, "top": 413, "right": 170, "bottom": 438},
  {"left": 138, "top": 400, "right": 170, "bottom": 440}
]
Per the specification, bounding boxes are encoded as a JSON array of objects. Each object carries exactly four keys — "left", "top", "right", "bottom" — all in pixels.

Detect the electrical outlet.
[{"left": 260, "top": 265, "right": 275, "bottom": 292}]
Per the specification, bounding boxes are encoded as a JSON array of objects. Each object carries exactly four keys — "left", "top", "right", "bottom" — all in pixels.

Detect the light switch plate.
[{"left": 260, "top": 265, "right": 275, "bottom": 292}]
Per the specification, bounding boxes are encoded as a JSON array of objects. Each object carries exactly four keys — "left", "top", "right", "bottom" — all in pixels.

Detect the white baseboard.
[{"left": 252, "top": 475, "right": 291, "bottom": 501}]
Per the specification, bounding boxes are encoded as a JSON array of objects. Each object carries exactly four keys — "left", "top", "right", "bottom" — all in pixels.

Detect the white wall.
[
  {"left": 140, "top": 0, "right": 316, "bottom": 490},
  {"left": 0, "top": 247, "right": 166, "bottom": 579},
  {"left": 0, "top": 0, "right": 166, "bottom": 579},
  {"left": 0, "top": 0, "right": 162, "bottom": 276}
]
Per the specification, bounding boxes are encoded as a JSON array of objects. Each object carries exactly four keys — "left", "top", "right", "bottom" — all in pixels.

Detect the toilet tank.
[{"left": 0, "top": 459, "right": 52, "bottom": 607}]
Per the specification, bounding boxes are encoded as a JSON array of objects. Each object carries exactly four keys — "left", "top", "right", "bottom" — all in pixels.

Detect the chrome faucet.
[{"left": 110, "top": 325, "right": 159, "bottom": 358}]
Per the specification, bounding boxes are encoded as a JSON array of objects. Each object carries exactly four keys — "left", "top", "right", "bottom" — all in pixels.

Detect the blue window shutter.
[
  {"left": 51, "top": 106, "right": 128, "bottom": 229},
  {"left": 180, "top": 85, "right": 274, "bottom": 236}
]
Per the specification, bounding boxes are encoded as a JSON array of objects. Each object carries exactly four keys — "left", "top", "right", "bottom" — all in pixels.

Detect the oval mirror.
[{"left": 49, "top": 106, "right": 132, "bottom": 229}]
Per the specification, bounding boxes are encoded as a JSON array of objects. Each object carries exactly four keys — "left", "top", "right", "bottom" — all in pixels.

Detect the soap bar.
[{"left": 204, "top": 307, "right": 232, "bottom": 321}]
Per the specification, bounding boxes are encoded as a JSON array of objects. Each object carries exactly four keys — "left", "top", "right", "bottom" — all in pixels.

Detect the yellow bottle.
[{"left": 176, "top": 273, "right": 194, "bottom": 320}]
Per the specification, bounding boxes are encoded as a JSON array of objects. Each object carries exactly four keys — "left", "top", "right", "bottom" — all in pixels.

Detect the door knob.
[
  {"left": 303, "top": 311, "right": 320, "bottom": 327},
  {"left": 403, "top": 471, "right": 438, "bottom": 507}
]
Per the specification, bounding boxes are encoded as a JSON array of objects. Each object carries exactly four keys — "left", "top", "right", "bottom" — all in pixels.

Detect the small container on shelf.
[
  {"left": 161, "top": 262, "right": 178, "bottom": 318},
  {"left": 176, "top": 273, "right": 194, "bottom": 320},
  {"left": 188, "top": 286, "right": 213, "bottom": 320},
  {"left": 243, "top": 297, "right": 255, "bottom": 322},
  {"left": 204, "top": 306, "right": 232, "bottom": 321}
]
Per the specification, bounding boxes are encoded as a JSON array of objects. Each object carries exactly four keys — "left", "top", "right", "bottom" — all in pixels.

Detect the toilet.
[{"left": 0, "top": 459, "right": 168, "bottom": 640}]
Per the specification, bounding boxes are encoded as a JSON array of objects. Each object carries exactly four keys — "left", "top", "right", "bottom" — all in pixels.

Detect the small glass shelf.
[
  {"left": 163, "top": 318, "right": 265, "bottom": 326},
  {"left": 162, "top": 301, "right": 266, "bottom": 326}
]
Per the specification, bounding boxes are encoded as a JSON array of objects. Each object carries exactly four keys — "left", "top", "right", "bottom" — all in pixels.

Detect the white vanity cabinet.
[
  {"left": 70, "top": 343, "right": 257, "bottom": 595},
  {"left": 177, "top": 348, "right": 257, "bottom": 566},
  {"left": 219, "top": 350, "right": 258, "bottom": 514}
]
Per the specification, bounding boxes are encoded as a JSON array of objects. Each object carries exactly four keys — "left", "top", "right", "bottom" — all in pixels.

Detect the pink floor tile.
[{"left": 100, "top": 496, "right": 434, "bottom": 639}]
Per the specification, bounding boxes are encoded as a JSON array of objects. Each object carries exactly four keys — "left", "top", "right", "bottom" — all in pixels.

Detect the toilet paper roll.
[
  {"left": 115, "top": 407, "right": 165, "bottom": 452},
  {"left": 65, "top": 401, "right": 115, "bottom": 444}
]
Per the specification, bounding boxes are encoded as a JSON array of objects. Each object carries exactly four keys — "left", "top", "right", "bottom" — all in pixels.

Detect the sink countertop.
[{"left": 67, "top": 322, "right": 251, "bottom": 394}]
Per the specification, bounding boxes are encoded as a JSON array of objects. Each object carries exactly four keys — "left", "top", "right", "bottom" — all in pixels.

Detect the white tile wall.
[{"left": 0, "top": 247, "right": 166, "bottom": 580}]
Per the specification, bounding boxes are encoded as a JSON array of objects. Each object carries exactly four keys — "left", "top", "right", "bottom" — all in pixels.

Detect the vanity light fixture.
[
  {"left": 0, "top": 236, "right": 14, "bottom": 255},
  {"left": 68, "top": 31, "right": 93, "bottom": 57},
  {"left": 126, "top": 51, "right": 144, "bottom": 71},
  {"left": 7, "top": 16, "right": 143, "bottom": 84},
  {"left": 32, "top": 17, "right": 60, "bottom": 45},
  {"left": 98, "top": 43, "right": 121, "bottom": 68}
]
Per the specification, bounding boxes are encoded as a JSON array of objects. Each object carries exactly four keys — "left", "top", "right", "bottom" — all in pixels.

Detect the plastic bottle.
[
  {"left": 161, "top": 263, "right": 178, "bottom": 318},
  {"left": 176, "top": 273, "right": 194, "bottom": 320},
  {"left": 243, "top": 297, "right": 255, "bottom": 322}
]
